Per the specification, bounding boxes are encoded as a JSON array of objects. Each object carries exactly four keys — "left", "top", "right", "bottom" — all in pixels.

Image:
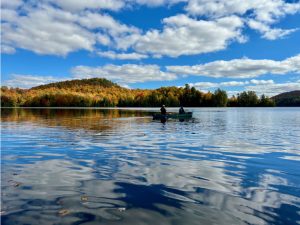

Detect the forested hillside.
[
  {"left": 271, "top": 91, "right": 300, "bottom": 106},
  {"left": 0, "top": 78, "right": 278, "bottom": 107}
]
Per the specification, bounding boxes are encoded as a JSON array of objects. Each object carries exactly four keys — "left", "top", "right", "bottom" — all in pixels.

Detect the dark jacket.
[
  {"left": 179, "top": 107, "right": 185, "bottom": 114},
  {"left": 160, "top": 106, "right": 166, "bottom": 115}
]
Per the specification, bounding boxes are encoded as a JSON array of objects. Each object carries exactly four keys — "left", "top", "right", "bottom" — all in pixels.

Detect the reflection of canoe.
[{"left": 153, "top": 112, "right": 193, "bottom": 120}]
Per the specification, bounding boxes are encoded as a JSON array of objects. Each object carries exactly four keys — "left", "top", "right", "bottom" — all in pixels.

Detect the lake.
[{"left": 1, "top": 108, "right": 300, "bottom": 225}]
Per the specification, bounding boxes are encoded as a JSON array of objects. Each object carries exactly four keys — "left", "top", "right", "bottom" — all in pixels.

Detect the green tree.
[
  {"left": 213, "top": 89, "right": 228, "bottom": 107},
  {"left": 259, "top": 94, "right": 275, "bottom": 107},
  {"left": 237, "top": 91, "right": 258, "bottom": 107}
]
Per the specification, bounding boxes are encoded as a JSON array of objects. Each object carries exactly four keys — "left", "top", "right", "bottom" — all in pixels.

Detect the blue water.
[{"left": 1, "top": 108, "right": 300, "bottom": 225}]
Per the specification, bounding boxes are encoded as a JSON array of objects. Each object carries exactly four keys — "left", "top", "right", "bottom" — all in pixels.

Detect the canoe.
[{"left": 153, "top": 112, "right": 193, "bottom": 120}]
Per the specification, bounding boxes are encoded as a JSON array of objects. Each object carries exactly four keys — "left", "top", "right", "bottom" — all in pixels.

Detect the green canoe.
[{"left": 153, "top": 112, "right": 193, "bottom": 120}]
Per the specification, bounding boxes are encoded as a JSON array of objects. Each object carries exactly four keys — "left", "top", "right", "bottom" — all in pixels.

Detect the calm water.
[{"left": 1, "top": 108, "right": 300, "bottom": 225}]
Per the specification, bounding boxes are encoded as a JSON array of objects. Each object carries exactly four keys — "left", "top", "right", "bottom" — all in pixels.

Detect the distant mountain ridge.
[{"left": 271, "top": 90, "right": 300, "bottom": 106}]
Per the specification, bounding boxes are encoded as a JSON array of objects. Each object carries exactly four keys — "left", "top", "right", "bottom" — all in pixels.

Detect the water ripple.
[{"left": 1, "top": 108, "right": 300, "bottom": 225}]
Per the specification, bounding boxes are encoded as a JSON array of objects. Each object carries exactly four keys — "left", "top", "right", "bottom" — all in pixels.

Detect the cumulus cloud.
[
  {"left": 185, "top": 0, "right": 300, "bottom": 21},
  {"left": 1, "top": 45, "right": 16, "bottom": 54},
  {"left": 189, "top": 81, "right": 246, "bottom": 89},
  {"left": 167, "top": 54, "right": 300, "bottom": 78},
  {"left": 1, "top": 0, "right": 299, "bottom": 57},
  {"left": 1, "top": 5, "right": 95, "bottom": 56},
  {"left": 221, "top": 81, "right": 248, "bottom": 86},
  {"left": 246, "top": 81, "right": 300, "bottom": 96},
  {"left": 249, "top": 79, "right": 274, "bottom": 85},
  {"left": 96, "top": 34, "right": 112, "bottom": 46},
  {"left": 97, "top": 51, "right": 148, "bottom": 60},
  {"left": 188, "top": 79, "right": 274, "bottom": 89},
  {"left": 0, "top": 1, "right": 140, "bottom": 56},
  {"left": 1, "top": 1, "right": 249, "bottom": 57},
  {"left": 43, "top": 0, "right": 125, "bottom": 12},
  {"left": 77, "top": 12, "right": 140, "bottom": 36},
  {"left": 1, "top": 0, "right": 22, "bottom": 9},
  {"left": 185, "top": 0, "right": 300, "bottom": 40},
  {"left": 2, "top": 74, "right": 66, "bottom": 88},
  {"left": 247, "top": 19, "right": 297, "bottom": 40},
  {"left": 123, "top": 14, "right": 245, "bottom": 57},
  {"left": 132, "top": 0, "right": 187, "bottom": 7},
  {"left": 71, "top": 64, "right": 177, "bottom": 84}
]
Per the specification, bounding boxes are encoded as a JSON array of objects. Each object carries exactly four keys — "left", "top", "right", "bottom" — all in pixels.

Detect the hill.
[
  {"left": 1, "top": 78, "right": 137, "bottom": 107},
  {"left": 31, "top": 78, "right": 120, "bottom": 90},
  {"left": 271, "top": 90, "right": 300, "bottom": 106}
]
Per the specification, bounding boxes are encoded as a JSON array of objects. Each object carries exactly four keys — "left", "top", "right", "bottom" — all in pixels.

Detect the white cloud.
[
  {"left": 250, "top": 79, "right": 274, "bottom": 85},
  {"left": 123, "top": 14, "right": 245, "bottom": 57},
  {"left": 1, "top": 45, "right": 16, "bottom": 54},
  {"left": 77, "top": 12, "right": 140, "bottom": 36},
  {"left": 189, "top": 81, "right": 247, "bottom": 89},
  {"left": 96, "top": 34, "right": 111, "bottom": 46},
  {"left": 1, "top": 0, "right": 22, "bottom": 9},
  {"left": 185, "top": 0, "right": 300, "bottom": 40},
  {"left": 1, "top": 2, "right": 140, "bottom": 56},
  {"left": 77, "top": 12, "right": 141, "bottom": 48},
  {"left": 189, "top": 82, "right": 219, "bottom": 89},
  {"left": 221, "top": 81, "right": 248, "bottom": 86},
  {"left": 1, "top": 8, "right": 19, "bottom": 21},
  {"left": 185, "top": 0, "right": 300, "bottom": 22},
  {"left": 2, "top": 74, "right": 66, "bottom": 88},
  {"left": 167, "top": 54, "right": 300, "bottom": 78},
  {"left": 1, "top": 5, "right": 96, "bottom": 56},
  {"left": 97, "top": 51, "right": 148, "bottom": 60},
  {"left": 43, "top": 0, "right": 125, "bottom": 12},
  {"left": 248, "top": 19, "right": 297, "bottom": 40},
  {"left": 132, "top": 0, "right": 187, "bottom": 7},
  {"left": 245, "top": 81, "right": 300, "bottom": 96},
  {"left": 2, "top": 0, "right": 299, "bottom": 57},
  {"left": 185, "top": 0, "right": 254, "bottom": 18},
  {"left": 262, "top": 28, "right": 297, "bottom": 40},
  {"left": 226, "top": 90, "right": 241, "bottom": 97},
  {"left": 188, "top": 79, "right": 273, "bottom": 89},
  {"left": 71, "top": 64, "right": 177, "bottom": 84}
]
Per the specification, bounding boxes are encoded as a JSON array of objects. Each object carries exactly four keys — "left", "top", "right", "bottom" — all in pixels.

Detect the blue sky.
[{"left": 1, "top": 0, "right": 300, "bottom": 96}]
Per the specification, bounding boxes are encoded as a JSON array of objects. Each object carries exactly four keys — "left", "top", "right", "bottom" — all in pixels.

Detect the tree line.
[{"left": 1, "top": 79, "right": 276, "bottom": 107}]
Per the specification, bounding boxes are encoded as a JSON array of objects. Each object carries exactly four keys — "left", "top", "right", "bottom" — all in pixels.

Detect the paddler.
[{"left": 160, "top": 105, "right": 167, "bottom": 115}]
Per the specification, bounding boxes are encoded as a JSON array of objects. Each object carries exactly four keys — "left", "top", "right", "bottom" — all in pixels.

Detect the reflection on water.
[{"left": 1, "top": 108, "right": 300, "bottom": 225}]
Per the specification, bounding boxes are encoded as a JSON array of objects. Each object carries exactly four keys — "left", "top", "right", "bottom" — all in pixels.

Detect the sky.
[{"left": 1, "top": 0, "right": 300, "bottom": 96}]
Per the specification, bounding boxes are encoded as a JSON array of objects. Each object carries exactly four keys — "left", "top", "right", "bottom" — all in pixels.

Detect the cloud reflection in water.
[{"left": 1, "top": 108, "right": 300, "bottom": 225}]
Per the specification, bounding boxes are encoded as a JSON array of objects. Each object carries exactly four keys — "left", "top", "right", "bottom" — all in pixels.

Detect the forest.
[{"left": 0, "top": 78, "right": 288, "bottom": 107}]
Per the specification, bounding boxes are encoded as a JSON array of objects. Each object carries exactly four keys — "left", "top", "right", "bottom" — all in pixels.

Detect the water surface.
[{"left": 1, "top": 108, "right": 300, "bottom": 225}]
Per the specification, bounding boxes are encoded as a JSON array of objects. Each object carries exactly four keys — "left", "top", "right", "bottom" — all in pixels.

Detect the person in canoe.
[
  {"left": 179, "top": 106, "right": 185, "bottom": 114},
  {"left": 160, "top": 105, "right": 167, "bottom": 115}
]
